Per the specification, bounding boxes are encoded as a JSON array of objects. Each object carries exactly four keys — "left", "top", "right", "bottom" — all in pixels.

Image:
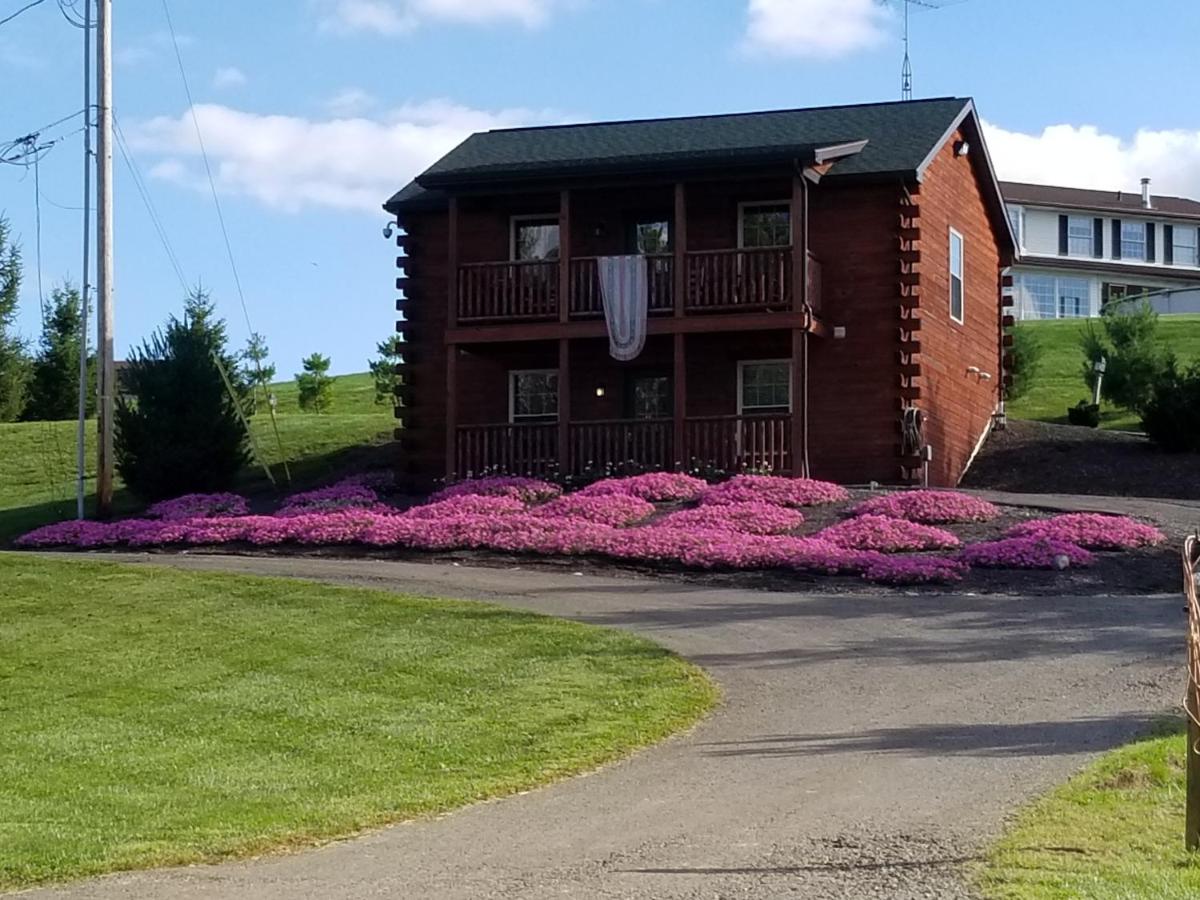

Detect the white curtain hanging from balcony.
[{"left": 597, "top": 255, "right": 648, "bottom": 361}]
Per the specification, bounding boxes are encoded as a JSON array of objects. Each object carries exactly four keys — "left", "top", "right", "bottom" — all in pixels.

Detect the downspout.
[{"left": 796, "top": 162, "right": 812, "bottom": 479}]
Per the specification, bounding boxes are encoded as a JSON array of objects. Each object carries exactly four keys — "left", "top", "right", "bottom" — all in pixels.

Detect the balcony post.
[
  {"left": 673, "top": 183, "right": 687, "bottom": 316},
  {"left": 447, "top": 195, "right": 458, "bottom": 328},
  {"left": 558, "top": 338, "right": 570, "bottom": 476},
  {"left": 559, "top": 189, "right": 571, "bottom": 323},
  {"left": 792, "top": 173, "right": 808, "bottom": 314},
  {"left": 791, "top": 329, "right": 808, "bottom": 478},
  {"left": 445, "top": 345, "right": 458, "bottom": 481},
  {"left": 674, "top": 332, "right": 686, "bottom": 469}
]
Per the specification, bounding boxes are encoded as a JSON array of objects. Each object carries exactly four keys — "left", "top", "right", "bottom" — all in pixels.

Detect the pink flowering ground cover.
[
  {"left": 1004, "top": 513, "right": 1165, "bottom": 551},
  {"left": 146, "top": 493, "right": 249, "bottom": 521},
  {"left": 701, "top": 475, "right": 849, "bottom": 508},
  {"left": 401, "top": 494, "right": 527, "bottom": 520},
  {"left": 579, "top": 472, "right": 707, "bottom": 502},
  {"left": 531, "top": 493, "right": 656, "bottom": 526},
  {"left": 657, "top": 502, "right": 804, "bottom": 535},
  {"left": 852, "top": 490, "right": 1000, "bottom": 524},
  {"left": 279, "top": 481, "right": 381, "bottom": 515},
  {"left": 863, "top": 556, "right": 968, "bottom": 585},
  {"left": 816, "top": 515, "right": 961, "bottom": 553},
  {"left": 430, "top": 476, "right": 562, "bottom": 504},
  {"left": 959, "top": 537, "right": 1095, "bottom": 569}
]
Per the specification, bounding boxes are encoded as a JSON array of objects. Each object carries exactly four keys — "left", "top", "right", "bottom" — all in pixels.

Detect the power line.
[
  {"left": 159, "top": 0, "right": 254, "bottom": 335},
  {"left": 0, "top": 0, "right": 47, "bottom": 27},
  {"left": 56, "top": 0, "right": 91, "bottom": 28}
]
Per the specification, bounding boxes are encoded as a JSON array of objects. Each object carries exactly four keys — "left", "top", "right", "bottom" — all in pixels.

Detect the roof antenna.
[{"left": 893, "top": 0, "right": 970, "bottom": 101}]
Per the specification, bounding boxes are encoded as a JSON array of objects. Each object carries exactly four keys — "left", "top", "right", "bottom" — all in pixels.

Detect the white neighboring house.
[{"left": 1002, "top": 178, "right": 1200, "bottom": 319}]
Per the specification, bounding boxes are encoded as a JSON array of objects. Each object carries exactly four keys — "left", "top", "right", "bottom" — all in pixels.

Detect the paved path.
[{"left": 26, "top": 553, "right": 1183, "bottom": 900}]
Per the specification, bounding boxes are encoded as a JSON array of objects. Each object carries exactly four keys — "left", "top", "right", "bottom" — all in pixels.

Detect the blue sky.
[{"left": 3, "top": 0, "right": 1199, "bottom": 374}]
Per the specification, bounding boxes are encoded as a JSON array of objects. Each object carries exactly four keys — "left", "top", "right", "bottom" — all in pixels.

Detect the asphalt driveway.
[{"left": 24, "top": 553, "right": 1183, "bottom": 899}]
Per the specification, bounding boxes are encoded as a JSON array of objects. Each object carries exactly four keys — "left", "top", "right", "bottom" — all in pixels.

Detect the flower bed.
[
  {"left": 863, "top": 556, "right": 968, "bottom": 585},
  {"left": 700, "top": 475, "right": 848, "bottom": 508},
  {"left": 852, "top": 490, "right": 999, "bottom": 524},
  {"left": 146, "top": 493, "right": 249, "bottom": 521},
  {"left": 402, "top": 494, "right": 527, "bottom": 520},
  {"left": 959, "top": 537, "right": 1095, "bottom": 569},
  {"left": 531, "top": 493, "right": 656, "bottom": 526},
  {"left": 430, "top": 476, "right": 562, "bottom": 504},
  {"left": 1004, "top": 513, "right": 1165, "bottom": 551},
  {"left": 816, "top": 514, "right": 961, "bottom": 553},
  {"left": 657, "top": 502, "right": 805, "bottom": 535},
  {"left": 579, "top": 472, "right": 707, "bottom": 502},
  {"left": 279, "top": 481, "right": 380, "bottom": 515}
]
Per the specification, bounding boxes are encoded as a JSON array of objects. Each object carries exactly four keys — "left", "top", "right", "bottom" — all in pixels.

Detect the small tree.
[
  {"left": 1142, "top": 362, "right": 1200, "bottom": 453},
  {"left": 240, "top": 332, "right": 276, "bottom": 414},
  {"left": 0, "top": 216, "right": 30, "bottom": 421},
  {"left": 1005, "top": 323, "right": 1043, "bottom": 403},
  {"left": 1080, "top": 300, "right": 1174, "bottom": 414},
  {"left": 368, "top": 335, "right": 405, "bottom": 407},
  {"left": 296, "top": 352, "right": 334, "bottom": 413},
  {"left": 23, "top": 283, "right": 95, "bottom": 421},
  {"left": 115, "top": 289, "right": 250, "bottom": 500}
]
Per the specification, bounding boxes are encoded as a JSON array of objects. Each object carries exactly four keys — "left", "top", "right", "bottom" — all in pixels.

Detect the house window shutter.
[
  {"left": 1146, "top": 222, "right": 1156, "bottom": 262},
  {"left": 1058, "top": 215, "right": 1069, "bottom": 255},
  {"left": 1112, "top": 219, "right": 1122, "bottom": 260},
  {"left": 1093, "top": 218, "right": 1103, "bottom": 258},
  {"left": 1164, "top": 224, "right": 1174, "bottom": 265}
]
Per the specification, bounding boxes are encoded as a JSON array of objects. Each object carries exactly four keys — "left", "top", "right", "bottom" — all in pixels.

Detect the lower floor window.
[
  {"left": 1016, "top": 274, "right": 1093, "bottom": 319},
  {"left": 739, "top": 360, "right": 791, "bottom": 412},
  {"left": 509, "top": 369, "right": 558, "bottom": 421},
  {"left": 629, "top": 374, "right": 672, "bottom": 419}
]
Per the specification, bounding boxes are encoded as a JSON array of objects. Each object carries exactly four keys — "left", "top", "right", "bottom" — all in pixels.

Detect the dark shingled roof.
[
  {"left": 386, "top": 97, "right": 975, "bottom": 212},
  {"left": 1001, "top": 181, "right": 1200, "bottom": 221}
]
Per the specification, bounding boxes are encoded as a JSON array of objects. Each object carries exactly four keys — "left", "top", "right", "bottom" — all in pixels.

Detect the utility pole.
[
  {"left": 77, "top": 0, "right": 93, "bottom": 519},
  {"left": 96, "top": 0, "right": 114, "bottom": 516}
]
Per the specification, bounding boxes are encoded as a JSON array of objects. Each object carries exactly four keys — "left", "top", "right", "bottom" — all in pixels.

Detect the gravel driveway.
[{"left": 24, "top": 553, "right": 1183, "bottom": 900}]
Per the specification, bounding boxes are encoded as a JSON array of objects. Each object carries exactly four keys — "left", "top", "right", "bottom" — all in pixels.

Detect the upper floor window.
[
  {"left": 1067, "top": 216, "right": 1093, "bottom": 256},
  {"left": 632, "top": 220, "right": 670, "bottom": 255},
  {"left": 1121, "top": 221, "right": 1146, "bottom": 261},
  {"left": 1172, "top": 227, "right": 1198, "bottom": 267},
  {"left": 949, "top": 228, "right": 964, "bottom": 324},
  {"left": 1007, "top": 206, "right": 1025, "bottom": 251},
  {"left": 739, "top": 202, "right": 791, "bottom": 249},
  {"left": 509, "top": 369, "right": 558, "bottom": 421},
  {"left": 511, "top": 217, "right": 560, "bottom": 261},
  {"left": 738, "top": 360, "right": 792, "bottom": 412}
]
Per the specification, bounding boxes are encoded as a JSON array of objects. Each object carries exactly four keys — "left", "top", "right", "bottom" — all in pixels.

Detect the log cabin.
[{"left": 384, "top": 97, "right": 1018, "bottom": 490}]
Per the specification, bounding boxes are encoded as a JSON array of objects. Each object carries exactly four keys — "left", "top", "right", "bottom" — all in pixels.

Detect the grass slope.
[
  {"left": 0, "top": 372, "right": 393, "bottom": 544},
  {"left": 1007, "top": 315, "right": 1200, "bottom": 431},
  {"left": 0, "top": 554, "right": 716, "bottom": 890},
  {"left": 977, "top": 721, "right": 1200, "bottom": 899}
]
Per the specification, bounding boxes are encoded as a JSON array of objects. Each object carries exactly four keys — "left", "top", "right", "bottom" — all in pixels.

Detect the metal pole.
[
  {"left": 96, "top": 0, "right": 114, "bottom": 516},
  {"left": 76, "top": 0, "right": 93, "bottom": 520}
]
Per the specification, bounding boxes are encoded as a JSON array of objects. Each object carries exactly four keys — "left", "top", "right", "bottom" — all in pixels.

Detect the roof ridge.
[
  {"left": 1001, "top": 180, "right": 1200, "bottom": 206},
  {"left": 483, "top": 96, "right": 969, "bottom": 136}
]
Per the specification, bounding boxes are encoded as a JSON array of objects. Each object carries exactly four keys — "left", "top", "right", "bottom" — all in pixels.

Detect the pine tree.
[
  {"left": 23, "top": 283, "right": 95, "bottom": 421},
  {"left": 0, "top": 216, "right": 31, "bottom": 421},
  {"left": 240, "top": 332, "right": 276, "bottom": 414},
  {"left": 114, "top": 288, "right": 250, "bottom": 500},
  {"left": 296, "top": 352, "right": 334, "bottom": 413},
  {"left": 368, "top": 334, "right": 405, "bottom": 407}
]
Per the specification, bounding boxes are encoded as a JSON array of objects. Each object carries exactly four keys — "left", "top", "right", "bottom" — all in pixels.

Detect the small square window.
[
  {"left": 632, "top": 220, "right": 670, "bottom": 255},
  {"left": 512, "top": 218, "right": 560, "bottom": 261},
  {"left": 510, "top": 370, "right": 558, "bottom": 421},
  {"left": 739, "top": 203, "right": 791, "bottom": 249},
  {"left": 739, "top": 360, "right": 791, "bottom": 412}
]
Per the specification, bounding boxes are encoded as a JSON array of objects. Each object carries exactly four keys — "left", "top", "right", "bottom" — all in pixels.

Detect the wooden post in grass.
[{"left": 1184, "top": 535, "right": 1200, "bottom": 850}]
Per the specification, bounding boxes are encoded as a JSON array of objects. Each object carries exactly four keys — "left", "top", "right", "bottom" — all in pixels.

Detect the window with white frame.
[
  {"left": 1172, "top": 227, "right": 1199, "bottom": 267},
  {"left": 1015, "top": 274, "right": 1093, "bottom": 320},
  {"left": 1121, "top": 221, "right": 1146, "bottom": 260},
  {"left": 1067, "top": 216, "right": 1093, "bottom": 256},
  {"left": 511, "top": 217, "right": 560, "bottom": 261},
  {"left": 949, "top": 228, "right": 964, "bottom": 323},
  {"left": 739, "top": 202, "right": 791, "bottom": 248},
  {"left": 738, "top": 360, "right": 791, "bottom": 412},
  {"left": 509, "top": 370, "right": 558, "bottom": 421},
  {"left": 1006, "top": 206, "right": 1025, "bottom": 251},
  {"left": 1057, "top": 277, "right": 1090, "bottom": 318}
]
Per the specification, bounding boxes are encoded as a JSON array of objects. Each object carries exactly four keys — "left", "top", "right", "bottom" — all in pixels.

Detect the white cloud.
[
  {"left": 318, "top": 0, "right": 563, "bottom": 35},
  {"left": 115, "top": 30, "right": 195, "bottom": 67},
  {"left": 126, "top": 100, "right": 563, "bottom": 214},
  {"left": 983, "top": 120, "right": 1200, "bottom": 198},
  {"left": 741, "top": 0, "right": 891, "bottom": 59},
  {"left": 213, "top": 66, "right": 248, "bottom": 89},
  {"left": 325, "top": 87, "right": 378, "bottom": 117}
]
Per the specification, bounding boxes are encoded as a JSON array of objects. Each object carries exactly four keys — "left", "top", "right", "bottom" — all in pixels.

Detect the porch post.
[
  {"left": 792, "top": 173, "right": 808, "bottom": 314},
  {"left": 673, "top": 183, "right": 687, "bottom": 317},
  {"left": 447, "top": 196, "right": 459, "bottom": 328},
  {"left": 673, "top": 332, "right": 686, "bottom": 469},
  {"left": 791, "top": 329, "right": 807, "bottom": 478},
  {"left": 445, "top": 195, "right": 459, "bottom": 481},
  {"left": 558, "top": 338, "right": 570, "bottom": 476},
  {"left": 559, "top": 189, "right": 571, "bottom": 323}
]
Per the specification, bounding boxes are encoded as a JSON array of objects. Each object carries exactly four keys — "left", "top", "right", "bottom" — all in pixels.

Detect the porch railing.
[
  {"left": 686, "top": 246, "right": 792, "bottom": 312},
  {"left": 455, "top": 414, "right": 792, "bottom": 479},
  {"left": 684, "top": 413, "right": 791, "bottom": 474},
  {"left": 457, "top": 260, "right": 559, "bottom": 322},
  {"left": 568, "top": 256, "right": 675, "bottom": 317}
]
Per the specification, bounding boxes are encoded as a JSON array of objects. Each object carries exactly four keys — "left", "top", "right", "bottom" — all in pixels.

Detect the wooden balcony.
[
  {"left": 454, "top": 414, "right": 793, "bottom": 478},
  {"left": 454, "top": 248, "right": 822, "bottom": 324}
]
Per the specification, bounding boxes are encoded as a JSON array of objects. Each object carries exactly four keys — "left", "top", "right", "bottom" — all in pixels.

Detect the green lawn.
[
  {"left": 0, "top": 372, "right": 394, "bottom": 544},
  {"left": 1007, "top": 315, "right": 1200, "bottom": 431},
  {"left": 977, "top": 721, "right": 1200, "bottom": 899},
  {"left": 0, "top": 554, "right": 716, "bottom": 890}
]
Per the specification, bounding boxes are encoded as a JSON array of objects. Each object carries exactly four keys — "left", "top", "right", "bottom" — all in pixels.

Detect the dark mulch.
[{"left": 962, "top": 419, "right": 1200, "bottom": 501}]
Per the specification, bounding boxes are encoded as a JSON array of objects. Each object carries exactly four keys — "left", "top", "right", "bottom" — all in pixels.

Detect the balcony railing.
[
  {"left": 455, "top": 414, "right": 793, "bottom": 478},
  {"left": 454, "top": 248, "right": 822, "bottom": 324}
]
